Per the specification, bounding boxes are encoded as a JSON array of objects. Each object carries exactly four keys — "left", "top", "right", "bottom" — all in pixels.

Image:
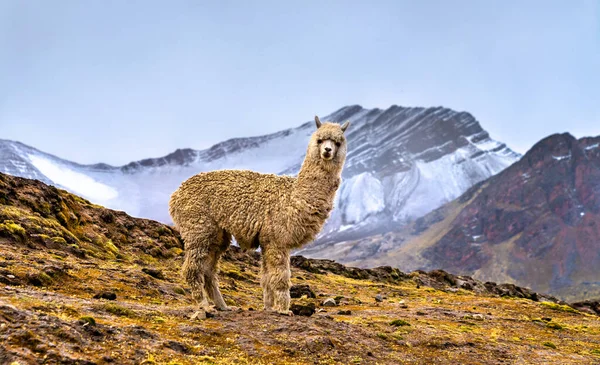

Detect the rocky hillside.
[
  {"left": 0, "top": 104, "right": 518, "bottom": 247},
  {"left": 345, "top": 134, "right": 600, "bottom": 302},
  {"left": 1, "top": 172, "right": 600, "bottom": 364}
]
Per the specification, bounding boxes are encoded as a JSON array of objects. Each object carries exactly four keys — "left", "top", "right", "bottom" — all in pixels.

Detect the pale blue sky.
[{"left": 1, "top": 1, "right": 599, "bottom": 165}]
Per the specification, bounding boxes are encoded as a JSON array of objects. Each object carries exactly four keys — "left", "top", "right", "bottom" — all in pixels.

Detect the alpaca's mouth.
[{"left": 322, "top": 152, "right": 333, "bottom": 160}]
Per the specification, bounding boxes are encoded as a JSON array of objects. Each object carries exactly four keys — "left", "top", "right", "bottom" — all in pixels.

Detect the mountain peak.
[{"left": 1, "top": 104, "right": 518, "bottom": 242}]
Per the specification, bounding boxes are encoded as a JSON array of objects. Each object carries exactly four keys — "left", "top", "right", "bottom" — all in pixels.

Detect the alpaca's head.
[{"left": 308, "top": 116, "right": 350, "bottom": 165}]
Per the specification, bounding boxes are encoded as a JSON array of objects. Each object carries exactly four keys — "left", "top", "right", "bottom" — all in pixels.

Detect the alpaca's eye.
[
  {"left": 335, "top": 142, "right": 341, "bottom": 147},
  {"left": 317, "top": 139, "right": 322, "bottom": 144}
]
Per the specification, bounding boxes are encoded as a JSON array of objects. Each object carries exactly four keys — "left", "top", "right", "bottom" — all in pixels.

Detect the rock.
[
  {"left": 338, "top": 297, "right": 351, "bottom": 305},
  {"left": 463, "top": 313, "right": 484, "bottom": 321},
  {"left": 571, "top": 300, "right": 600, "bottom": 315},
  {"left": 26, "top": 272, "right": 53, "bottom": 287},
  {"left": 93, "top": 292, "right": 117, "bottom": 300},
  {"left": 399, "top": 300, "right": 408, "bottom": 309},
  {"left": 290, "top": 302, "right": 316, "bottom": 317},
  {"left": 290, "top": 284, "right": 316, "bottom": 299},
  {"left": 141, "top": 267, "right": 165, "bottom": 280},
  {"left": 322, "top": 298, "right": 337, "bottom": 307},
  {"left": 190, "top": 310, "right": 207, "bottom": 321},
  {"left": 164, "top": 340, "right": 190, "bottom": 354},
  {"left": 42, "top": 264, "right": 70, "bottom": 278},
  {"left": 375, "top": 294, "right": 383, "bottom": 302},
  {"left": 78, "top": 316, "right": 96, "bottom": 326},
  {"left": 337, "top": 310, "right": 351, "bottom": 315}
]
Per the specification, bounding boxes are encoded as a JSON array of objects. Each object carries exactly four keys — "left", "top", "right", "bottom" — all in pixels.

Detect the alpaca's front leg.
[
  {"left": 260, "top": 258, "right": 274, "bottom": 311},
  {"left": 261, "top": 246, "right": 292, "bottom": 316}
]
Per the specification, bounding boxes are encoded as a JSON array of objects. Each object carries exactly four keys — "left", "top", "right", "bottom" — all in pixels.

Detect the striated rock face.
[
  {"left": 351, "top": 133, "right": 600, "bottom": 301},
  {"left": 0, "top": 104, "right": 518, "bottom": 249}
]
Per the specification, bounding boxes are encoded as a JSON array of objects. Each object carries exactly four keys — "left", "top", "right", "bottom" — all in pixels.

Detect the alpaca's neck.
[{"left": 293, "top": 157, "right": 343, "bottom": 209}]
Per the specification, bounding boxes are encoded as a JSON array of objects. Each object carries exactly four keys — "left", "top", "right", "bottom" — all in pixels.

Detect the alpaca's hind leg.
[
  {"left": 182, "top": 244, "right": 212, "bottom": 311},
  {"left": 261, "top": 246, "right": 292, "bottom": 316},
  {"left": 204, "top": 230, "right": 231, "bottom": 311}
]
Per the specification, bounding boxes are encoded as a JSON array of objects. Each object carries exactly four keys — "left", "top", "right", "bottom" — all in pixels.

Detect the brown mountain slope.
[
  {"left": 352, "top": 133, "right": 600, "bottom": 302},
  {"left": 1, "top": 172, "right": 600, "bottom": 364}
]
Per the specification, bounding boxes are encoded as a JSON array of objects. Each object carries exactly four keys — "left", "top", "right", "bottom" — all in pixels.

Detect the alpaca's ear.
[
  {"left": 315, "top": 116, "right": 322, "bottom": 129},
  {"left": 341, "top": 121, "right": 350, "bottom": 132}
]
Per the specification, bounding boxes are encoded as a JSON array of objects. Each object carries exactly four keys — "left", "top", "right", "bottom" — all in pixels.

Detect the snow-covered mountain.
[{"left": 0, "top": 105, "right": 520, "bottom": 250}]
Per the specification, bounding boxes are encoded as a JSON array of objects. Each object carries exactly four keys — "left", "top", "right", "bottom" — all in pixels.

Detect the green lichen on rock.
[
  {"left": 390, "top": 319, "right": 411, "bottom": 327},
  {"left": 78, "top": 316, "right": 96, "bottom": 326}
]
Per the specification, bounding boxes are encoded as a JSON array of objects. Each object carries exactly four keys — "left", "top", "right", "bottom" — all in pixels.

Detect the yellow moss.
[
  {"left": 140, "top": 353, "right": 157, "bottom": 365},
  {"left": 390, "top": 319, "right": 410, "bottom": 327},
  {"left": 51, "top": 236, "right": 67, "bottom": 245},
  {"left": 0, "top": 206, "right": 25, "bottom": 219},
  {"left": 105, "top": 239, "right": 119, "bottom": 254},
  {"left": 101, "top": 303, "right": 135, "bottom": 317},
  {"left": 0, "top": 221, "right": 26, "bottom": 237},
  {"left": 169, "top": 247, "right": 183, "bottom": 256},
  {"left": 540, "top": 301, "right": 579, "bottom": 314},
  {"left": 546, "top": 322, "right": 564, "bottom": 330}
]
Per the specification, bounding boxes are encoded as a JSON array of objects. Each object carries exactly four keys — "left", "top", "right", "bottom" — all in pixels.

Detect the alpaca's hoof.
[
  {"left": 216, "top": 305, "right": 240, "bottom": 312},
  {"left": 190, "top": 310, "right": 208, "bottom": 320},
  {"left": 278, "top": 310, "right": 294, "bottom": 316}
]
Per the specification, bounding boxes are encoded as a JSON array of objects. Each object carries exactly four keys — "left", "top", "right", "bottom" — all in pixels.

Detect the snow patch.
[
  {"left": 338, "top": 172, "right": 385, "bottom": 224},
  {"left": 339, "top": 225, "right": 353, "bottom": 232},
  {"left": 585, "top": 143, "right": 599, "bottom": 151},
  {"left": 28, "top": 155, "right": 118, "bottom": 203},
  {"left": 552, "top": 154, "right": 571, "bottom": 161}
]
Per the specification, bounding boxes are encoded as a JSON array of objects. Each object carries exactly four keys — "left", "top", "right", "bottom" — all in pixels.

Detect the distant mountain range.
[
  {"left": 0, "top": 104, "right": 518, "bottom": 246},
  {"left": 321, "top": 133, "right": 600, "bottom": 301}
]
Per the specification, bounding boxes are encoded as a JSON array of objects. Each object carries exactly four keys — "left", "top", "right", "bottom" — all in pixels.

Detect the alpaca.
[{"left": 169, "top": 116, "right": 349, "bottom": 315}]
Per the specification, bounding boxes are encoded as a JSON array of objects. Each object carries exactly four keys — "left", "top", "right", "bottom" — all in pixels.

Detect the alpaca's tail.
[{"left": 168, "top": 188, "right": 181, "bottom": 229}]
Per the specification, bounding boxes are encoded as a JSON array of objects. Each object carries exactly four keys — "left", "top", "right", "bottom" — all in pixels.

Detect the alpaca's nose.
[{"left": 324, "top": 147, "right": 332, "bottom": 152}]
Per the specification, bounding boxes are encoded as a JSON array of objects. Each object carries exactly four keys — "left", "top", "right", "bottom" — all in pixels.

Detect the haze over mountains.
[{"left": 0, "top": 104, "right": 519, "bottom": 246}]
